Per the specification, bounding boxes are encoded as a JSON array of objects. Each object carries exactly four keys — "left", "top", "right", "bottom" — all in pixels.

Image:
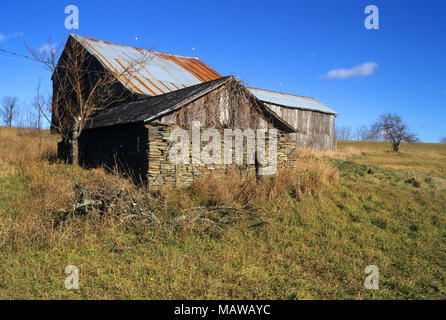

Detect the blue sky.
[{"left": 0, "top": 0, "right": 445, "bottom": 142}]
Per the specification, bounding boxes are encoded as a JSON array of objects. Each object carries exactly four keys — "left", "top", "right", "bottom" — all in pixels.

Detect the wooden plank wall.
[
  {"left": 158, "top": 83, "right": 270, "bottom": 130},
  {"left": 266, "top": 103, "right": 335, "bottom": 151}
]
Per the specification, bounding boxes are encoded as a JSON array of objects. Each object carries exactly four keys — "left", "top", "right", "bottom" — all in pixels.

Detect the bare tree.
[
  {"left": 31, "top": 81, "right": 52, "bottom": 130},
  {"left": 32, "top": 83, "right": 43, "bottom": 129},
  {"left": 20, "top": 108, "right": 37, "bottom": 129},
  {"left": 335, "top": 125, "right": 353, "bottom": 140},
  {"left": 1, "top": 96, "right": 18, "bottom": 127},
  {"left": 27, "top": 36, "right": 150, "bottom": 165},
  {"left": 370, "top": 113, "right": 419, "bottom": 152},
  {"left": 440, "top": 137, "right": 446, "bottom": 144},
  {"left": 355, "top": 125, "right": 373, "bottom": 141}
]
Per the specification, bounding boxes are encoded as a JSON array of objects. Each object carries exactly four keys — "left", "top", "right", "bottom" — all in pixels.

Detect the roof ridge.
[
  {"left": 70, "top": 33, "right": 201, "bottom": 60},
  {"left": 248, "top": 87, "right": 337, "bottom": 115},
  {"left": 132, "top": 76, "right": 232, "bottom": 104},
  {"left": 248, "top": 87, "right": 320, "bottom": 102}
]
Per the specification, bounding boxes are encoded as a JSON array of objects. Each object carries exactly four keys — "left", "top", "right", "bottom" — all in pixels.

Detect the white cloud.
[
  {"left": 38, "top": 43, "right": 57, "bottom": 53},
  {"left": 321, "top": 62, "right": 378, "bottom": 80},
  {"left": 0, "top": 32, "right": 23, "bottom": 42}
]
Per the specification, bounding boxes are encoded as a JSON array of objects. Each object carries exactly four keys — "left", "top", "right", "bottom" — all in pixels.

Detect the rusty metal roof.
[
  {"left": 248, "top": 87, "right": 337, "bottom": 115},
  {"left": 71, "top": 34, "right": 223, "bottom": 96}
]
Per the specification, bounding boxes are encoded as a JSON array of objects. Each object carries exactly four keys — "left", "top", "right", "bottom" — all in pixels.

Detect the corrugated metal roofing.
[
  {"left": 71, "top": 34, "right": 222, "bottom": 96},
  {"left": 248, "top": 88, "right": 337, "bottom": 115}
]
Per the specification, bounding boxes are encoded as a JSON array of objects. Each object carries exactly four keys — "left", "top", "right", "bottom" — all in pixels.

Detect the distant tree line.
[
  {"left": 1, "top": 86, "right": 51, "bottom": 129},
  {"left": 335, "top": 125, "right": 376, "bottom": 141},
  {"left": 336, "top": 113, "right": 420, "bottom": 152}
]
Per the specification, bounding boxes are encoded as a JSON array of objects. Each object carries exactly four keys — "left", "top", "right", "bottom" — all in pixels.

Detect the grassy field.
[{"left": 0, "top": 128, "right": 445, "bottom": 299}]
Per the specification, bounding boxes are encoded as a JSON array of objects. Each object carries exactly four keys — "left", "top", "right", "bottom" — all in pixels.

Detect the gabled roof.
[
  {"left": 87, "top": 77, "right": 231, "bottom": 129},
  {"left": 86, "top": 77, "right": 295, "bottom": 132},
  {"left": 248, "top": 87, "right": 337, "bottom": 115},
  {"left": 70, "top": 34, "right": 222, "bottom": 96}
]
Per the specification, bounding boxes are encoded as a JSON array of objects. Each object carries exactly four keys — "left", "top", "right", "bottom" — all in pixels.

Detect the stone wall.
[
  {"left": 146, "top": 122, "right": 296, "bottom": 187},
  {"left": 79, "top": 122, "right": 296, "bottom": 187}
]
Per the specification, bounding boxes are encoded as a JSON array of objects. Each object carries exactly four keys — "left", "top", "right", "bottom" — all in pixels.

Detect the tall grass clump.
[{"left": 182, "top": 151, "right": 339, "bottom": 209}]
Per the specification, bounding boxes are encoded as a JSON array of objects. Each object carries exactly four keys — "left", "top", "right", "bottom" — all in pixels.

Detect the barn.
[
  {"left": 248, "top": 88, "right": 337, "bottom": 151},
  {"left": 80, "top": 76, "right": 297, "bottom": 185},
  {"left": 53, "top": 35, "right": 336, "bottom": 185}
]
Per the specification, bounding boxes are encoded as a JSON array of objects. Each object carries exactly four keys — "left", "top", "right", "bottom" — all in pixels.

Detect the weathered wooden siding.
[
  {"left": 265, "top": 103, "right": 335, "bottom": 151},
  {"left": 52, "top": 37, "right": 134, "bottom": 137},
  {"left": 158, "top": 82, "right": 275, "bottom": 130},
  {"left": 79, "top": 123, "right": 148, "bottom": 184}
]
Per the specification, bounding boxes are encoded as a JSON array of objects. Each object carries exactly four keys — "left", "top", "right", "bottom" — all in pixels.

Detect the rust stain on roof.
[
  {"left": 153, "top": 53, "right": 214, "bottom": 83},
  {"left": 71, "top": 34, "right": 223, "bottom": 96},
  {"left": 114, "top": 59, "right": 158, "bottom": 95}
]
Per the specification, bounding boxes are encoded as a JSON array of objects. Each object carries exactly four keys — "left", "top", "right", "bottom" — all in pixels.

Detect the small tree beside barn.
[{"left": 28, "top": 35, "right": 150, "bottom": 164}]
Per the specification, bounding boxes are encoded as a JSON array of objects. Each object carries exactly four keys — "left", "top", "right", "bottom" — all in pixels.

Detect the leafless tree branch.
[{"left": 27, "top": 36, "right": 152, "bottom": 164}]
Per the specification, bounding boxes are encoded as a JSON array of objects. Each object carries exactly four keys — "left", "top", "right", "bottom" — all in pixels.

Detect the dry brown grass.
[
  {"left": 0, "top": 128, "right": 341, "bottom": 266},
  {"left": 337, "top": 140, "right": 446, "bottom": 178},
  {"left": 187, "top": 153, "right": 339, "bottom": 208},
  {"left": 0, "top": 129, "right": 445, "bottom": 299},
  {"left": 0, "top": 127, "right": 57, "bottom": 164},
  {"left": 296, "top": 146, "right": 364, "bottom": 161},
  {"left": 0, "top": 127, "right": 135, "bottom": 251}
]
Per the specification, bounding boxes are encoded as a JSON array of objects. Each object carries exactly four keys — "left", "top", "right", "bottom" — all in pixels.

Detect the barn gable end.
[
  {"left": 264, "top": 104, "right": 336, "bottom": 151},
  {"left": 145, "top": 80, "right": 296, "bottom": 186},
  {"left": 248, "top": 88, "right": 337, "bottom": 151}
]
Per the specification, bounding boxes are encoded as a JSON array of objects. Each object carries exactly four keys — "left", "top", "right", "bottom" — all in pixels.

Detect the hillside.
[{"left": 0, "top": 127, "right": 445, "bottom": 299}]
